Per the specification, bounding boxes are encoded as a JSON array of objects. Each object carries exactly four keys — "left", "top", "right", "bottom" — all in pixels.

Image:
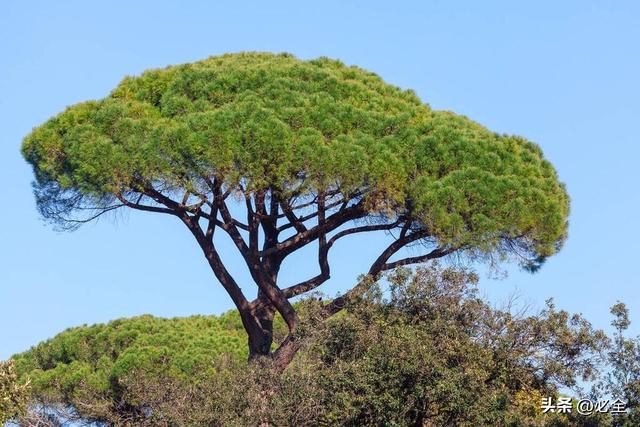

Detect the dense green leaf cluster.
[
  {"left": 12, "top": 312, "right": 247, "bottom": 416},
  {"left": 22, "top": 52, "right": 569, "bottom": 261}
]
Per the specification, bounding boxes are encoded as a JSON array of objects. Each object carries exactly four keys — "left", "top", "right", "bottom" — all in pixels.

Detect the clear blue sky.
[{"left": 1, "top": 1, "right": 639, "bottom": 360}]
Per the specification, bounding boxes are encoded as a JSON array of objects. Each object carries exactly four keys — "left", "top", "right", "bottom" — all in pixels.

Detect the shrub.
[{"left": 14, "top": 265, "right": 614, "bottom": 426}]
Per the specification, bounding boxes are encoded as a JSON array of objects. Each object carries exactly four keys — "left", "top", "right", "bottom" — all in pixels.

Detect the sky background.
[{"left": 1, "top": 0, "right": 639, "bottom": 360}]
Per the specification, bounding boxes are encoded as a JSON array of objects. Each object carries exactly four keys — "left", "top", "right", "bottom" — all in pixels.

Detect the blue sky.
[{"left": 1, "top": 1, "right": 639, "bottom": 360}]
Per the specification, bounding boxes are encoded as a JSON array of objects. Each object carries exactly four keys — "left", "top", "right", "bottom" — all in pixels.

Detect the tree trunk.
[
  {"left": 246, "top": 298, "right": 276, "bottom": 360},
  {"left": 244, "top": 297, "right": 304, "bottom": 371},
  {"left": 271, "top": 335, "right": 302, "bottom": 371}
]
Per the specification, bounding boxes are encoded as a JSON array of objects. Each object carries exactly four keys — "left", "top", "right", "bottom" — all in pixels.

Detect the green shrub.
[{"left": 13, "top": 265, "right": 617, "bottom": 426}]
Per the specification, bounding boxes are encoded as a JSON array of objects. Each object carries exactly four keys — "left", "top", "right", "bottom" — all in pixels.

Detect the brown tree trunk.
[
  {"left": 244, "top": 295, "right": 303, "bottom": 370},
  {"left": 271, "top": 335, "right": 302, "bottom": 371},
  {"left": 246, "top": 297, "right": 277, "bottom": 360}
]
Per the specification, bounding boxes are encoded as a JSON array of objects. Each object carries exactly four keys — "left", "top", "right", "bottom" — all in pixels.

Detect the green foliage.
[
  {"left": 12, "top": 312, "right": 247, "bottom": 423},
  {"left": 14, "top": 266, "right": 611, "bottom": 426},
  {"left": 0, "top": 359, "right": 31, "bottom": 424},
  {"left": 22, "top": 52, "right": 569, "bottom": 264},
  {"left": 595, "top": 302, "right": 640, "bottom": 426}
]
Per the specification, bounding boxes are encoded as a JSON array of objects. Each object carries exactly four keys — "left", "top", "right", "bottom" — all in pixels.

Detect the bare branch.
[
  {"left": 367, "top": 229, "right": 432, "bottom": 275},
  {"left": 282, "top": 219, "right": 404, "bottom": 298},
  {"left": 276, "top": 197, "right": 351, "bottom": 232},
  {"left": 322, "top": 246, "right": 453, "bottom": 318},
  {"left": 327, "top": 219, "right": 403, "bottom": 247},
  {"left": 115, "top": 193, "right": 177, "bottom": 216},
  {"left": 379, "top": 246, "right": 455, "bottom": 271},
  {"left": 180, "top": 214, "right": 251, "bottom": 313},
  {"left": 279, "top": 200, "right": 307, "bottom": 233}
]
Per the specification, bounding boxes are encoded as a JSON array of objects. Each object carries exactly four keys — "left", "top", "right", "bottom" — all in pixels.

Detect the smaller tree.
[
  {"left": 598, "top": 302, "right": 640, "bottom": 426},
  {"left": 11, "top": 313, "right": 248, "bottom": 425}
]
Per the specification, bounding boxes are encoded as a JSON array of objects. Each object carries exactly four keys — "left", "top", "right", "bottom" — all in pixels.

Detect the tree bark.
[
  {"left": 271, "top": 335, "right": 303, "bottom": 371},
  {"left": 246, "top": 297, "right": 276, "bottom": 360}
]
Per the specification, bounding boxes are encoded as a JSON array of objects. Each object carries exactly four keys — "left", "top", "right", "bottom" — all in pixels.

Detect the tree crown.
[{"left": 22, "top": 51, "right": 569, "bottom": 266}]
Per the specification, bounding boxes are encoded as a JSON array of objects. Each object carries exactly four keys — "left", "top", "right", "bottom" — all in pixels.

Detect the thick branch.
[
  {"left": 245, "top": 193, "right": 259, "bottom": 253},
  {"left": 279, "top": 201, "right": 307, "bottom": 233},
  {"left": 181, "top": 215, "right": 250, "bottom": 314},
  {"left": 205, "top": 204, "right": 219, "bottom": 243},
  {"left": 276, "top": 197, "right": 351, "bottom": 232},
  {"left": 281, "top": 219, "right": 404, "bottom": 298},
  {"left": 115, "top": 193, "right": 176, "bottom": 216},
  {"left": 324, "top": 235, "right": 456, "bottom": 317},
  {"left": 210, "top": 183, "right": 252, "bottom": 256},
  {"left": 367, "top": 229, "right": 431, "bottom": 275},
  {"left": 260, "top": 202, "right": 367, "bottom": 259}
]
